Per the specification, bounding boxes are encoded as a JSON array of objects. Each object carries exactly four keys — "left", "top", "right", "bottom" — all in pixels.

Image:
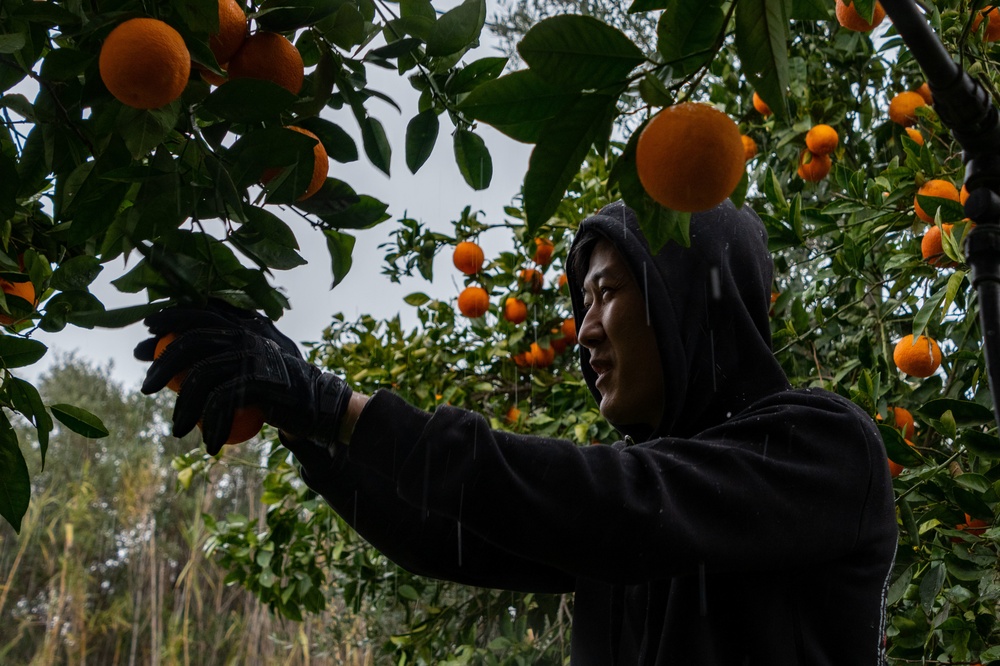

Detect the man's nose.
[{"left": 578, "top": 307, "right": 604, "bottom": 349}]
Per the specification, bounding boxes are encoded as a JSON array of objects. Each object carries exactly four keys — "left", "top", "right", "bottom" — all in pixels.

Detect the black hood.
[{"left": 566, "top": 200, "right": 791, "bottom": 440}]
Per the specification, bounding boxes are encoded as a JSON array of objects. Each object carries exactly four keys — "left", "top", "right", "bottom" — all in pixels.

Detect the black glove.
[{"left": 135, "top": 300, "right": 352, "bottom": 456}]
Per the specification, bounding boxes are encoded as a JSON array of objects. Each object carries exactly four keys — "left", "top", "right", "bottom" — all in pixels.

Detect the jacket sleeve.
[
  {"left": 284, "top": 392, "right": 575, "bottom": 593},
  {"left": 342, "top": 389, "right": 894, "bottom": 586}
]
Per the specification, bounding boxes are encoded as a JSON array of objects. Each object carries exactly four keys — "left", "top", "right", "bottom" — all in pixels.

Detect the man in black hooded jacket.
[{"left": 138, "top": 200, "right": 898, "bottom": 664}]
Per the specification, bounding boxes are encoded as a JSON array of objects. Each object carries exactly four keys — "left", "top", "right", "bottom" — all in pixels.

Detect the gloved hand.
[{"left": 134, "top": 300, "right": 353, "bottom": 456}]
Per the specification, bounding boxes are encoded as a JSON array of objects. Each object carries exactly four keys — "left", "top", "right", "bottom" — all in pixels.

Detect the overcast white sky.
[{"left": 20, "top": 3, "right": 534, "bottom": 390}]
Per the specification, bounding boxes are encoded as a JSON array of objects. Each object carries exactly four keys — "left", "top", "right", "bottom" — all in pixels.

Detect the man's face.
[{"left": 579, "top": 239, "right": 665, "bottom": 430}]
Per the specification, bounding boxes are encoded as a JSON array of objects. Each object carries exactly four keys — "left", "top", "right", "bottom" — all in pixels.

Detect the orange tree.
[{"left": 10, "top": 0, "right": 1000, "bottom": 661}]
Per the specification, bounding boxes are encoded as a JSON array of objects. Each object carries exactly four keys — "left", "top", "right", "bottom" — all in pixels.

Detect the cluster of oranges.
[
  {"left": 97, "top": 3, "right": 325, "bottom": 201},
  {"left": 798, "top": 124, "right": 838, "bottom": 182},
  {"left": 452, "top": 237, "right": 576, "bottom": 370},
  {"left": 98, "top": 0, "right": 305, "bottom": 109}
]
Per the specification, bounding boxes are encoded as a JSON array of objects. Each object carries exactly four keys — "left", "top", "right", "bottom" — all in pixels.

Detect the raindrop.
[
  {"left": 709, "top": 266, "right": 722, "bottom": 300},
  {"left": 457, "top": 484, "right": 464, "bottom": 566},
  {"left": 725, "top": 411, "right": 732, "bottom": 418},
  {"left": 709, "top": 330, "right": 717, "bottom": 392},
  {"left": 698, "top": 562, "right": 708, "bottom": 616},
  {"left": 762, "top": 434, "right": 769, "bottom": 459},
  {"left": 643, "top": 262, "right": 651, "bottom": 326}
]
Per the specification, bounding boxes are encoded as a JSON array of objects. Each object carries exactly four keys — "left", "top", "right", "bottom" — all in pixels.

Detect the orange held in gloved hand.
[{"left": 135, "top": 300, "right": 353, "bottom": 456}]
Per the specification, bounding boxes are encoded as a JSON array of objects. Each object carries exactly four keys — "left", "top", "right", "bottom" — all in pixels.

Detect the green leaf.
[
  {"left": 628, "top": 0, "right": 668, "bottom": 11},
  {"left": 202, "top": 79, "right": 298, "bottom": 123},
  {"left": 0, "top": 33, "right": 26, "bottom": 54},
  {"left": 790, "top": 0, "right": 831, "bottom": 20},
  {"left": 916, "top": 194, "right": 965, "bottom": 223},
  {"left": 50, "top": 255, "right": 103, "bottom": 292},
  {"left": 453, "top": 129, "right": 492, "bottom": 190},
  {"left": 918, "top": 399, "right": 995, "bottom": 427},
  {"left": 299, "top": 118, "right": 358, "bottom": 163},
  {"left": 911, "top": 287, "right": 946, "bottom": 337},
  {"left": 918, "top": 562, "right": 945, "bottom": 615},
  {"left": 0, "top": 414, "right": 28, "bottom": 533},
  {"left": 734, "top": 0, "right": 790, "bottom": 119},
  {"left": 445, "top": 56, "right": 507, "bottom": 95},
  {"left": 397, "top": 584, "right": 420, "bottom": 601},
  {"left": 656, "top": 0, "right": 726, "bottom": 76},
  {"left": 405, "top": 110, "right": 439, "bottom": 174},
  {"left": 324, "top": 230, "right": 356, "bottom": 288},
  {"left": 0, "top": 336, "right": 46, "bottom": 368},
  {"left": 458, "top": 69, "right": 579, "bottom": 127},
  {"left": 117, "top": 105, "right": 179, "bottom": 159},
  {"left": 7, "top": 377, "right": 51, "bottom": 466},
  {"left": 70, "top": 302, "right": 165, "bottom": 329},
  {"left": 524, "top": 95, "right": 617, "bottom": 233},
  {"left": 517, "top": 15, "right": 646, "bottom": 91},
  {"left": 51, "top": 403, "right": 109, "bottom": 439},
  {"left": 960, "top": 430, "right": 1000, "bottom": 459},
  {"left": 361, "top": 116, "right": 391, "bottom": 176},
  {"left": 257, "top": 0, "right": 344, "bottom": 31},
  {"left": 404, "top": 292, "right": 431, "bottom": 306},
  {"left": 878, "top": 424, "right": 921, "bottom": 466},
  {"left": 425, "top": 0, "right": 486, "bottom": 57},
  {"left": 638, "top": 206, "right": 691, "bottom": 254}
]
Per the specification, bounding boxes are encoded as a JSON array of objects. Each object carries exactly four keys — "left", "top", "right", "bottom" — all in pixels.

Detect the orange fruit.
[
  {"left": 99, "top": 18, "right": 191, "bottom": 109},
  {"left": 915, "top": 82, "right": 933, "bottom": 105},
  {"left": 769, "top": 291, "right": 780, "bottom": 317},
  {"left": 904, "top": 127, "right": 924, "bottom": 146},
  {"left": 558, "top": 273, "right": 568, "bottom": 290},
  {"left": 893, "top": 334, "right": 943, "bottom": 377},
  {"left": 914, "top": 179, "right": 960, "bottom": 224},
  {"left": 961, "top": 184, "right": 970, "bottom": 206},
  {"left": 888, "top": 439, "right": 915, "bottom": 478},
  {"left": 154, "top": 332, "right": 189, "bottom": 392},
  {"left": 209, "top": 0, "right": 248, "bottom": 64},
  {"left": 528, "top": 342, "right": 555, "bottom": 368},
  {"left": 519, "top": 268, "right": 543, "bottom": 293},
  {"left": 973, "top": 7, "right": 1000, "bottom": 42},
  {"left": 805, "top": 124, "right": 838, "bottom": 155},
  {"left": 200, "top": 64, "right": 228, "bottom": 86},
  {"left": 889, "top": 407, "right": 916, "bottom": 439},
  {"left": 457, "top": 286, "right": 489, "bottom": 318},
  {"left": 0, "top": 278, "right": 36, "bottom": 326},
  {"left": 533, "top": 238, "right": 554, "bottom": 266},
  {"left": 505, "top": 405, "right": 521, "bottom": 424},
  {"left": 752, "top": 91, "right": 772, "bottom": 117},
  {"left": 228, "top": 31, "right": 304, "bottom": 95},
  {"left": 888, "top": 91, "right": 928, "bottom": 127},
  {"left": 155, "top": 332, "right": 265, "bottom": 444},
  {"left": 797, "top": 149, "right": 832, "bottom": 182},
  {"left": 261, "top": 126, "right": 328, "bottom": 201},
  {"left": 453, "top": 241, "right": 485, "bottom": 275},
  {"left": 921, "top": 224, "right": 957, "bottom": 267},
  {"left": 835, "top": 0, "right": 886, "bottom": 31},
  {"left": 741, "top": 134, "right": 757, "bottom": 161},
  {"left": 635, "top": 102, "right": 745, "bottom": 213},
  {"left": 503, "top": 297, "right": 528, "bottom": 324},
  {"left": 560, "top": 317, "right": 577, "bottom": 346}
]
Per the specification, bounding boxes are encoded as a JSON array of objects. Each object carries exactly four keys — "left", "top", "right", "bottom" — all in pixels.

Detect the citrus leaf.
[
  {"left": 256, "top": 0, "right": 342, "bottom": 31},
  {"left": 960, "top": 430, "right": 1000, "bottom": 459},
  {"left": 458, "top": 69, "right": 579, "bottom": 128},
  {"left": 425, "top": 0, "right": 486, "bottom": 57},
  {"left": 916, "top": 194, "right": 966, "bottom": 223},
  {"left": 51, "top": 403, "right": 109, "bottom": 439},
  {"left": 298, "top": 117, "right": 358, "bottom": 163},
  {"left": 517, "top": 15, "right": 645, "bottom": 91},
  {"left": 405, "top": 110, "right": 439, "bottom": 174},
  {"left": 202, "top": 79, "right": 298, "bottom": 123},
  {"left": 656, "top": 0, "right": 726, "bottom": 76},
  {"left": 404, "top": 292, "right": 431, "bottom": 306},
  {"left": 918, "top": 399, "right": 995, "bottom": 427},
  {"left": 878, "top": 424, "right": 922, "bottom": 466},
  {"left": 50, "top": 254, "right": 102, "bottom": 292},
  {"left": 69, "top": 302, "right": 165, "bottom": 329},
  {"left": 524, "top": 94, "right": 617, "bottom": 233},
  {"left": 361, "top": 116, "right": 391, "bottom": 176},
  {"left": 791, "top": 0, "right": 831, "bottom": 20},
  {"left": 445, "top": 56, "right": 507, "bottom": 95},
  {"left": 0, "top": 414, "right": 28, "bottom": 533},
  {"left": 7, "top": 377, "right": 51, "bottom": 466},
  {"left": 628, "top": 0, "right": 668, "bottom": 11},
  {"left": 734, "top": 0, "right": 789, "bottom": 119},
  {"left": 453, "top": 129, "right": 492, "bottom": 190},
  {"left": 0, "top": 336, "right": 46, "bottom": 368},
  {"left": 324, "top": 229, "right": 356, "bottom": 288}
]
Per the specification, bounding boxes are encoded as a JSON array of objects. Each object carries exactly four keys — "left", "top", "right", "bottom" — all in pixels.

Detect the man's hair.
[{"left": 567, "top": 228, "right": 608, "bottom": 291}]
